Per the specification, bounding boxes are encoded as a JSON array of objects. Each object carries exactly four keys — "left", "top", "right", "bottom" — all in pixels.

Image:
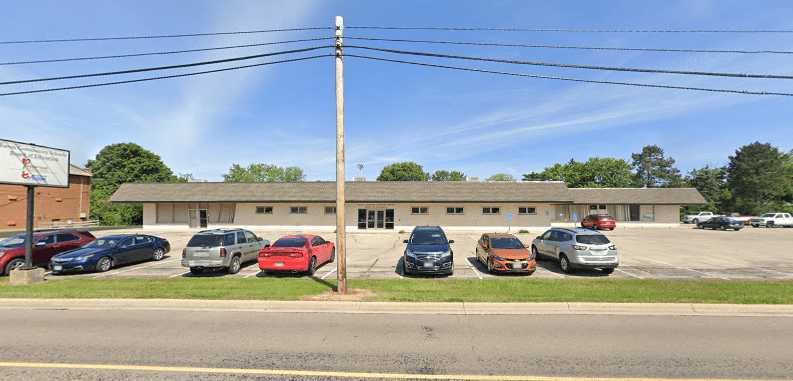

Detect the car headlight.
[
  {"left": 73, "top": 254, "right": 95, "bottom": 262},
  {"left": 440, "top": 251, "right": 451, "bottom": 258},
  {"left": 492, "top": 255, "right": 506, "bottom": 261},
  {"left": 405, "top": 250, "right": 417, "bottom": 258}
]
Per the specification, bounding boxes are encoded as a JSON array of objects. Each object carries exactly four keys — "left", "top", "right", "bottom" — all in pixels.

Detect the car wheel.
[
  {"left": 692, "top": 219, "right": 699, "bottom": 225},
  {"left": 601, "top": 268, "right": 615, "bottom": 275},
  {"left": 329, "top": 248, "right": 336, "bottom": 263},
  {"left": 189, "top": 267, "right": 204, "bottom": 275},
  {"left": 227, "top": 256, "right": 241, "bottom": 274},
  {"left": 4, "top": 258, "right": 26, "bottom": 275},
  {"left": 559, "top": 255, "right": 574, "bottom": 274},
  {"left": 96, "top": 257, "right": 112, "bottom": 273},
  {"left": 766, "top": 221, "right": 775, "bottom": 228},
  {"left": 152, "top": 248, "right": 165, "bottom": 261},
  {"left": 307, "top": 256, "right": 317, "bottom": 276},
  {"left": 486, "top": 258, "right": 494, "bottom": 274},
  {"left": 401, "top": 258, "right": 409, "bottom": 276},
  {"left": 531, "top": 246, "right": 541, "bottom": 261}
]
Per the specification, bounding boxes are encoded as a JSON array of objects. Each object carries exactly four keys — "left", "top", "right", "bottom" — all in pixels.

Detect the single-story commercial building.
[{"left": 110, "top": 181, "right": 705, "bottom": 230}]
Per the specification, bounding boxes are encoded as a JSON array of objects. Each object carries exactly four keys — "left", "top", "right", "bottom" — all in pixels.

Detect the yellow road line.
[{"left": 0, "top": 361, "right": 775, "bottom": 381}]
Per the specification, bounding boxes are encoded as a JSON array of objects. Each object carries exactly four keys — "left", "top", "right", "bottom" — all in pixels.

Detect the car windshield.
[
  {"left": 84, "top": 238, "right": 119, "bottom": 248},
  {"left": 490, "top": 237, "right": 524, "bottom": 249},
  {"left": 597, "top": 215, "right": 613, "bottom": 220},
  {"left": 576, "top": 235, "right": 611, "bottom": 245},
  {"left": 273, "top": 237, "right": 306, "bottom": 247},
  {"left": 761, "top": 213, "right": 776, "bottom": 217},
  {"left": 186, "top": 235, "right": 225, "bottom": 247},
  {"left": 411, "top": 230, "right": 446, "bottom": 245},
  {"left": 0, "top": 234, "right": 25, "bottom": 248}
]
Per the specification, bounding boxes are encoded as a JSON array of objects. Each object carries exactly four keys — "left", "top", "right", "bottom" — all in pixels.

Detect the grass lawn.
[{"left": 2, "top": 277, "right": 793, "bottom": 304}]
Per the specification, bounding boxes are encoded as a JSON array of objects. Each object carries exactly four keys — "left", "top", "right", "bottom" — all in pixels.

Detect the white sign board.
[{"left": 0, "top": 139, "right": 70, "bottom": 188}]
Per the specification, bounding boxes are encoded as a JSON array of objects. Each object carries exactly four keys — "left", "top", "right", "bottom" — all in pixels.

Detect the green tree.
[
  {"left": 726, "top": 142, "right": 790, "bottom": 214},
  {"left": 223, "top": 163, "right": 305, "bottom": 182},
  {"left": 431, "top": 170, "right": 466, "bottom": 181},
  {"left": 685, "top": 166, "right": 730, "bottom": 212},
  {"left": 522, "top": 158, "right": 634, "bottom": 188},
  {"left": 486, "top": 173, "right": 516, "bottom": 182},
  {"left": 377, "top": 162, "right": 429, "bottom": 181},
  {"left": 86, "top": 143, "right": 178, "bottom": 225},
  {"left": 631, "top": 145, "right": 683, "bottom": 187}
]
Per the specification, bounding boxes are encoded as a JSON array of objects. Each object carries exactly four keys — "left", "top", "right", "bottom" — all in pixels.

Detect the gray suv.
[
  {"left": 182, "top": 229, "right": 269, "bottom": 274},
  {"left": 531, "top": 228, "right": 619, "bottom": 275}
]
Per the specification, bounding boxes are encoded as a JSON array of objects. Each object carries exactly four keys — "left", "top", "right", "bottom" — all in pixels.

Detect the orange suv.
[{"left": 475, "top": 233, "right": 536, "bottom": 274}]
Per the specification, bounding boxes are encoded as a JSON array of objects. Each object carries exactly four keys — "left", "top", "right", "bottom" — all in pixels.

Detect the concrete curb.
[{"left": 1, "top": 298, "right": 793, "bottom": 317}]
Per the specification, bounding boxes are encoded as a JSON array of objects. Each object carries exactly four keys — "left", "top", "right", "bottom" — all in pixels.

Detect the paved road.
[{"left": 1, "top": 308, "right": 792, "bottom": 380}]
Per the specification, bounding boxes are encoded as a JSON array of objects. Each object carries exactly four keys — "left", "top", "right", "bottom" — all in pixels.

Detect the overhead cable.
[
  {"left": 346, "top": 54, "right": 793, "bottom": 97},
  {"left": 346, "top": 26, "right": 793, "bottom": 33}
]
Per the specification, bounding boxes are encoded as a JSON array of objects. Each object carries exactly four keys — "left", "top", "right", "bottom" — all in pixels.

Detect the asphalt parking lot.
[{"left": 45, "top": 226, "right": 793, "bottom": 281}]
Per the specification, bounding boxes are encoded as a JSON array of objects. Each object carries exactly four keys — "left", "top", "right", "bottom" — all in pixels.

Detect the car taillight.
[
  {"left": 608, "top": 245, "right": 617, "bottom": 250},
  {"left": 259, "top": 249, "right": 270, "bottom": 258},
  {"left": 219, "top": 248, "right": 227, "bottom": 257},
  {"left": 573, "top": 245, "right": 587, "bottom": 251},
  {"left": 288, "top": 252, "right": 304, "bottom": 258}
]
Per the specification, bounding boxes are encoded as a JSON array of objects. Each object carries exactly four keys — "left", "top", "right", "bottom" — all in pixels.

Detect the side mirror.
[
  {"left": 448, "top": 240, "right": 455, "bottom": 244},
  {"left": 257, "top": 237, "right": 263, "bottom": 242},
  {"left": 536, "top": 236, "right": 543, "bottom": 240},
  {"left": 403, "top": 239, "right": 409, "bottom": 244}
]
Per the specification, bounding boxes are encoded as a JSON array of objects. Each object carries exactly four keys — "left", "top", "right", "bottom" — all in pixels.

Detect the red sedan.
[
  {"left": 581, "top": 214, "right": 616, "bottom": 230},
  {"left": 0, "top": 229, "right": 95, "bottom": 275},
  {"left": 258, "top": 235, "right": 335, "bottom": 275}
]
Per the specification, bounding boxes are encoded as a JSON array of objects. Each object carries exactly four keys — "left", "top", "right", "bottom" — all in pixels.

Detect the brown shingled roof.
[
  {"left": 569, "top": 188, "right": 705, "bottom": 205},
  {"left": 110, "top": 181, "right": 572, "bottom": 203}
]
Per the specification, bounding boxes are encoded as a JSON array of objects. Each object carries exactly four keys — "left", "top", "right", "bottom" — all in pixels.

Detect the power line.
[
  {"left": 346, "top": 45, "right": 793, "bottom": 80},
  {"left": 346, "top": 54, "right": 793, "bottom": 97},
  {"left": 346, "top": 26, "right": 793, "bottom": 33},
  {"left": 0, "top": 46, "right": 333, "bottom": 85},
  {"left": 0, "top": 27, "right": 333, "bottom": 45},
  {"left": 0, "top": 55, "right": 331, "bottom": 97},
  {"left": 346, "top": 36, "right": 793, "bottom": 55},
  {"left": 0, "top": 37, "right": 335, "bottom": 66}
]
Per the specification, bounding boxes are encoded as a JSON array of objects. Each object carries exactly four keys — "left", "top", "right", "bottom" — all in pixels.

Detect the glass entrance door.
[{"left": 357, "top": 208, "right": 395, "bottom": 229}]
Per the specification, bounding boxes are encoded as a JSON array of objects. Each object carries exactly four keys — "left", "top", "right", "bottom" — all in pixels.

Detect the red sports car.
[
  {"left": 258, "top": 234, "right": 335, "bottom": 275},
  {"left": 581, "top": 214, "right": 616, "bottom": 230}
]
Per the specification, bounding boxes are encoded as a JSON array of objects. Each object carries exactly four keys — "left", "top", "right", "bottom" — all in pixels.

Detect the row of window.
[
  {"left": 256, "top": 206, "right": 538, "bottom": 216},
  {"left": 413, "top": 206, "right": 538, "bottom": 215},
  {"left": 256, "top": 206, "right": 336, "bottom": 215}
]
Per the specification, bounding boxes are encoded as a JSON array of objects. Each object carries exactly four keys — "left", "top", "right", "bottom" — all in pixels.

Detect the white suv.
[
  {"left": 531, "top": 228, "right": 619, "bottom": 275},
  {"left": 750, "top": 213, "right": 793, "bottom": 228}
]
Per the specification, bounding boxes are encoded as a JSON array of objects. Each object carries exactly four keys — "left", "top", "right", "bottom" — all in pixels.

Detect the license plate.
[
  {"left": 512, "top": 262, "right": 522, "bottom": 269},
  {"left": 423, "top": 261, "right": 434, "bottom": 268},
  {"left": 53, "top": 265, "right": 62, "bottom": 271},
  {"left": 275, "top": 262, "right": 284, "bottom": 267}
]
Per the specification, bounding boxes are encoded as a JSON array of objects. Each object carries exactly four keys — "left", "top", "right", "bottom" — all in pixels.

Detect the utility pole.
[
  {"left": 24, "top": 185, "right": 35, "bottom": 269},
  {"left": 334, "top": 15, "right": 347, "bottom": 294}
]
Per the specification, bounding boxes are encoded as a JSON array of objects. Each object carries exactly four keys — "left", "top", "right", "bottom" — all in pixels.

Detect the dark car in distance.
[
  {"left": 0, "top": 229, "right": 95, "bottom": 276},
  {"left": 402, "top": 226, "right": 454, "bottom": 276},
  {"left": 697, "top": 217, "right": 743, "bottom": 231},
  {"left": 50, "top": 234, "right": 170, "bottom": 274}
]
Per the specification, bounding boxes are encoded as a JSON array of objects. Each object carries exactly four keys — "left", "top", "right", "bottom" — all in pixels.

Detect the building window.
[
  {"left": 519, "top": 207, "right": 537, "bottom": 215},
  {"left": 411, "top": 207, "right": 429, "bottom": 215},
  {"left": 590, "top": 204, "right": 607, "bottom": 211},
  {"left": 482, "top": 207, "right": 500, "bottom": 215},
  {"left": 290, "top": 206, "right": 308, "bottom": 214},
  {"left": 325, "top": 206, "right": 336, "bottom": 215},
  {"left": 256, "top": 206, "right": 273, "bottom": 214},
  {"left": 446, "top": 207, "right": 464, "bottom": 215}
]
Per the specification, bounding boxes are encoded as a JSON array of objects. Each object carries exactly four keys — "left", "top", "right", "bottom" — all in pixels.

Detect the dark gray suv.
[{"left": 402, "top": 226, "right": 454, "bottom": 276}]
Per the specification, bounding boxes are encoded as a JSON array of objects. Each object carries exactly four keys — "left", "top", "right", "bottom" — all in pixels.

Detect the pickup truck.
[
  {"left": 749, "top": 213, "right": 793, "bottom": 228},
  {"left": 683, "top": 211, "right": 719, "bottom": 224}
]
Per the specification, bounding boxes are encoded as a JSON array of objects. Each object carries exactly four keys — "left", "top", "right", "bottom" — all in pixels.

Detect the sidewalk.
[{"left": 2, "top": 298, "right": 793, "bottom": 317}]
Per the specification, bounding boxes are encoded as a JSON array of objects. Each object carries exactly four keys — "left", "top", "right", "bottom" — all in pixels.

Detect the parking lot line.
[
  {"left": 639, "top": 257, "right": 729, "bottom": 280},
  {"left": 614, "top": 268, "right": 644, "bottom": 279},
  {"left": 465, "top": 257, "right": 483, "bottom": 280},
  {"left": 320, "top": 267, "right": 337, "bottom": 280},
  {"left": 92, "top": 258, "right": 181, "bottom": 278}
]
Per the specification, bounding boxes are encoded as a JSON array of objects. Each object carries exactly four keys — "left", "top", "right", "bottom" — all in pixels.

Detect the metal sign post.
[{"left": 24, "top": 185, "right": 35, "bottom": 269}]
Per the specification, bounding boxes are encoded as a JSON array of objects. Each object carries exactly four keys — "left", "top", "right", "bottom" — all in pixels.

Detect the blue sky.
[{"left": 1, "top": 0, "right": 792, "bottom": 181}]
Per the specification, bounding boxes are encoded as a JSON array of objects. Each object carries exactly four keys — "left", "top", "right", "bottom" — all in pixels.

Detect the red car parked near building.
[
  {"left": 258, "top": 234, "right": 335, "bottom": 275},
  {"left": 581, "top": 214, "right": 616, "bottom": 230},
  {"left": 0, "top": 229, "right": 95, "bottom": 275}
]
